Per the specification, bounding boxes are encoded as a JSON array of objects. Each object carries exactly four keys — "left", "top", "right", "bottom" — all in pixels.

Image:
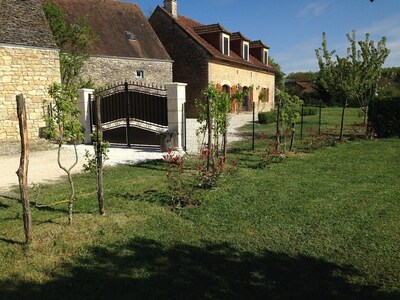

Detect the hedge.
[
  {"left": 258, "top": 111, "right": 277, "bottom": 124},
  {"left": 368, "top": 97, "right": 400, "bottom": 138},
  {"left": 302, "top": 106, "right": 318, "bottom": 116}
]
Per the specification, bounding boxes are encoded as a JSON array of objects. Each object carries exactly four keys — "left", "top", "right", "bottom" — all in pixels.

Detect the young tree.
[
  {"left": 315, "top": 31, "right": 388, "bottom": 141},
  {"left": 351, "top": 33, "right": 390, "bottom": 124},
  {"left": 43, "top": 0, "right": 96, "bottom": 87},
  {"left": 43, "top": 1, "right": 98, "bottom": 223},
  {"left": 196, "top": 84, "right": 231, "bottom": 168},
  {"left": 44, "top": 83, "right": 83, "bottom": 224},
  {"left": 279, "top": 91, "right": 303, "bottom": 151}
]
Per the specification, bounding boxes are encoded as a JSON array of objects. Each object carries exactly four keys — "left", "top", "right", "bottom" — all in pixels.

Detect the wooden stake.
[{"left": 16, "top": 94, "right": 32, "bottom": 244}]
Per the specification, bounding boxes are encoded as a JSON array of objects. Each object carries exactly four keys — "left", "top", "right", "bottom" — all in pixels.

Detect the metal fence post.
[
  {"left": 318, "top": 101, "right": 322, "bottom": 135},
  {"left": 125, "top": 81, "right": 131, "bottom": 147},
  {"left": 300, "top": 104, "right": 304, "bottom": 140},
  {"left": 252, "top": 101, "right": 255, "bottom": 151}
]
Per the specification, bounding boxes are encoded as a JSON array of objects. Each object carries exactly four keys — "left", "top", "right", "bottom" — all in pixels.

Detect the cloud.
[
  {"left": 297, "top": 2, "right": 331, "bottom": 18},
  {"left": 276, "top": 38, "right": 322, "bottom": 73},
  {"left": 358, "top": 14, "right": 400, "bottom": 68}
]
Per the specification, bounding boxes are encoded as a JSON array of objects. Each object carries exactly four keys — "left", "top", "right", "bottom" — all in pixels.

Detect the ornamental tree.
[{"left": 315, "top": 31, "right": 389, "bottom": 140}]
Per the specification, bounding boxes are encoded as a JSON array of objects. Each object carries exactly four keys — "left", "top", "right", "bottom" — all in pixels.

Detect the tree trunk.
[
  {"left": 96, "top": 96, "right": 105, "bottom": 216},
  {"left": 57, "top": 143, "right": 79, "bottom": 225},
  {"left": 339, "top": 101, "right": 346, "bottom": 141},
  {"left": 16, "top": 95, "right": 32, "bottom": 244},
  {"left": 289, "top": 124, "right": 295, "bottom": 152}
]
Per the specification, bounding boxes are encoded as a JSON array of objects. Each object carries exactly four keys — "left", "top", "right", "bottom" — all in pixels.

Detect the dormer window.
[
  {"left": 243, "top": 42, "right": 249, "bottom": 61},
  {"left": 126, "top": 31, "right": 136, "bottom": 41},
  {"left": 222, "top": 33, "right": 230, "bottom": 55},
  {"left": 263, "top": 49, "right": 269, "bottom": 65}
]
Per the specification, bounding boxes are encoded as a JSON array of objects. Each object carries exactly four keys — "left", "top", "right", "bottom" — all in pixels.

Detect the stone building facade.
[
  {"left": 83, "top": 56, "right": 172, "bottom": 87},
  {"left": 0, "top": 0, "right": 61, "bottom": 141},
  {"left": 150, "top": 0, "right": 276, "bottom": 117},
  {"left": 49, "top": 0, "right": 173, "bottom": 87}
]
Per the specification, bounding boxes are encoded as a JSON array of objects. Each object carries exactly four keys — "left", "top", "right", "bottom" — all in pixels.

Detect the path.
[{"left": 0, "top": 113, "right": 254, "bottom": 191}]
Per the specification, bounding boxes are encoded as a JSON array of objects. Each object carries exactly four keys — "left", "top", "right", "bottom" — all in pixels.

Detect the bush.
[
  {"left": 368, "top": 97, "right": 400, "bottom": 138},
  {"left": 302, "top": 106, "right": 318, "bottom": 116},
  {"left": 258, "top": 111, "right": 277, "bottom": 124}
]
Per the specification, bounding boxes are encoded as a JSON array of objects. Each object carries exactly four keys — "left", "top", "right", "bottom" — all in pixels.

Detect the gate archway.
[{"left": 90, "top": 81, "right": 168, "bottom": 147}]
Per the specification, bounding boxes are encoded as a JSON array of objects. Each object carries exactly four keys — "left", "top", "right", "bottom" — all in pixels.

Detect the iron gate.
[{"left": 90, "top": 81, "right": 168, "bottom": 147}]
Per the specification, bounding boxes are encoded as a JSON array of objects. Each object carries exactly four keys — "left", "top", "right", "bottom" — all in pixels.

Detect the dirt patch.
[{"left": 0, "top": 139, "right": 57, "bottom": 156}]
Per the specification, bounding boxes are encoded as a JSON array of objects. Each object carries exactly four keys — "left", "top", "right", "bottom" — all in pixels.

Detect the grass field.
[{"left": 0, "top": 108, "right": 399, "bottom": 299}]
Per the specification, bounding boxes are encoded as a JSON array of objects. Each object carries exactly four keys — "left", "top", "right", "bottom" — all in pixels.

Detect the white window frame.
[
  {"left": 136, "top": 70, "right": 144, "bottom": 79},
  {"left": 243, "top": 41, "right": 249, "bottom": 61},
  {"left": 263, "top": 49, "right": 269, "bottom": 65},
  {"left": 221, "top": 33, "right": 230, "bottom": 56}
]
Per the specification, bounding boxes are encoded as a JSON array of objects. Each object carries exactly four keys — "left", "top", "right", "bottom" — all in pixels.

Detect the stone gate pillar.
[
  {"left": 166, "top": 83, "right": 187, "bottom": 152},
  {"left": 78, "top": 88, "right": 94, "bottom": 144}
]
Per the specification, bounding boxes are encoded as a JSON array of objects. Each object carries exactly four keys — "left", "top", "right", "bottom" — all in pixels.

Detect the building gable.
[
  {"left": 0, "top": 0, "right": 57, "bottom": 48},
  {"left": 44, "top": 0, "right": 171, "bottom": 60}
]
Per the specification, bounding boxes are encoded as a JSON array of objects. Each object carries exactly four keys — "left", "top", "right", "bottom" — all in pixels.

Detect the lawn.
[
  {"left": 0, "top": 108, "right": 399, "bottom": 299},
  {"left": 240, "top": 106, "right": 366, "bottom": 142}
]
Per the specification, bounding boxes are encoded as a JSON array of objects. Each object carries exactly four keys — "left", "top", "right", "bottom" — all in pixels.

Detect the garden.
[{"left": 0, "top": 107, "right": 399, "bottom": 299}]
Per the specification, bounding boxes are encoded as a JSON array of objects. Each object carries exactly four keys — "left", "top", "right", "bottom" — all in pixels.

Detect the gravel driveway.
[{"left": 0, "top": 113, "right": 253, "bottom": 191}]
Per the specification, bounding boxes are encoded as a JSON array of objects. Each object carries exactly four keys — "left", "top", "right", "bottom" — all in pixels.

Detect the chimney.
[{"left": 164, "top": 0, "right": 177, "bottom": 18}]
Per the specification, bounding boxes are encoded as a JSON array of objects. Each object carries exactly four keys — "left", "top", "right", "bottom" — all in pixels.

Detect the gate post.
[
  {"left": 166, "top": 83, "right": 187, "bottom": 152},
  {"left": 78, "top": 88, "right": 94, "bottom": 144}
]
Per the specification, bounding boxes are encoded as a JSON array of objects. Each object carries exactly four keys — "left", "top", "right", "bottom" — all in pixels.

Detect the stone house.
[
  {"left": 46, "top": 0, "right": 173, "bottom": 87},
  {"left": 149, "top": 0, "right": 276, "bottom": 116},
  {"left": 0, "top": 0, "right": 61, "bottom": 141}
]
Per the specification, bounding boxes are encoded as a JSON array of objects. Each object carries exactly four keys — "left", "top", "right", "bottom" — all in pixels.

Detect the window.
[
  {"left": 126, "top": 31, "right": 136, "bottom": 41},
  {"left": 222, "top": 34, "right": 230, "bottom": 55},
  {"left": 136, "top": 70, "right": 144, "bottom": 79},
  {"left": 243, "top": 43, "right": 249, "bottom": 61},
  {"left": 263, "top": 49, "right": 269, "bottom": 65}
]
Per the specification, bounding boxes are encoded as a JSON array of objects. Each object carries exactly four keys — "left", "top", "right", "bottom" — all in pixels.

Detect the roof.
[
  {"left": 45, "top": 0, "right": 170, "bottom": 60},
  {"left": 250, "top": 40, "right": 270, "bottom": 49},
  {"left": 0, "top": 0, "right": 57, "bottom": 48},
  {"left": 154, "top": 6, "right": 275, "bottom": 74},
  {"left": 285, "top": 80, "right": 317, "bottom": 92},
  {"left": 231, "top": 32, "right": 250, "bottom": 42},
  {"left": 296, "top": 81, "right": 317, "bottom": 92},
  {"left": 193, "top": 23, "right": 231, "bottom": 35}
]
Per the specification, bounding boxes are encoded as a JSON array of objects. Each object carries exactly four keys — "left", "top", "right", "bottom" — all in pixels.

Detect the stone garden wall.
[{"left": 0, "top": 44, "right": 61, "bottom": 141}]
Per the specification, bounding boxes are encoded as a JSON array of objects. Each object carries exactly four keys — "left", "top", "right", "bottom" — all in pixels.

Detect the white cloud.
[
  {"left": 358, "top": 14, "right": 400, "bottom": 68},
  {"left": 276, "top": 38, "right": 322, "bottom": 73},
  {"left": 297, "top": 2, "right": 331, "bottom": 18}
]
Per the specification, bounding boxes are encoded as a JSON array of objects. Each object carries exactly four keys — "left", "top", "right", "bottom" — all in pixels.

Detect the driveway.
[
  {"left": 0, "top": 112, "right": 253, "bottom": 191},
  {"left": 0, "top": 145, "right": 164, "bottom": 191}
]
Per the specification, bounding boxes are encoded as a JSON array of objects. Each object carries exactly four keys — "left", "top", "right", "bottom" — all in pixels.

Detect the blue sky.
[{"left": 130, "top": 0, "right": 400, "bottom": 75}]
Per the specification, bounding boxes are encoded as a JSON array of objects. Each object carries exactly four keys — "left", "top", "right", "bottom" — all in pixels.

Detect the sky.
[{"left": 129, "top": 0, "right": 400, "bottom": 75}]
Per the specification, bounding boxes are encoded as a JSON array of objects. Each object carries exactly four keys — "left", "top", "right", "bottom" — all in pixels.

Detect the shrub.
[
  {"left": 302, "top": 106, "right": 318, "bottom": 116},
  {"left": 258, "top": 111, "right": 277, "bottom": 124},
  {"left": 368, "top": 97, "right": 400, "bottom": 138}
]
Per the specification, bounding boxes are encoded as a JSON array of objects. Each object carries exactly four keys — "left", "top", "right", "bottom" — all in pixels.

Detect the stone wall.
[
  {"left": 208, "top": 61, "right": 275, "bottom": 112},
  {"left": 0, "top": 44, "right": 61, "bottom": 141},
  {"left": 83, "top": 56, "right": 173, "bottom": 87},
  {"left": 149, "top": 10, "right": 210, "bottom": 117}
]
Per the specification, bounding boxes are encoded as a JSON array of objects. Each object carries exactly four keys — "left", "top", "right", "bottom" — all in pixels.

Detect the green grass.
[
  {"left": 0, "top": 108, "right": 399, "bottom": 299},
  {"left": 243, "top": 106, "right": 365, "bottom": 141}
]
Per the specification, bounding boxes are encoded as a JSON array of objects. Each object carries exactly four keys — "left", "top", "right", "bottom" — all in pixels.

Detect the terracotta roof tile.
[
  {"left": 231, "top": 32, "right": 250, "bottom": 42},
  {"left": 250, "top": 40, "right": 270, "bottom": 49},
  {"left": 167, "top": 12, "right": 275, "bottom": 73},
  {"left": 193, "top": 23, "right": 231, "bottom": 35},
  {"left": 44, "top": 0, "right": 170, "bottom": 60}
]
